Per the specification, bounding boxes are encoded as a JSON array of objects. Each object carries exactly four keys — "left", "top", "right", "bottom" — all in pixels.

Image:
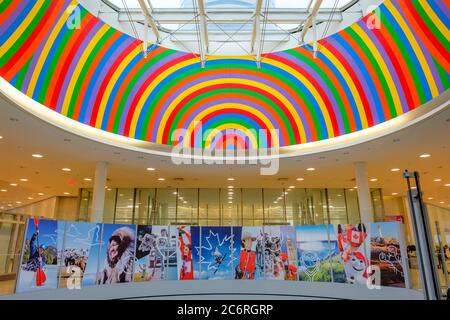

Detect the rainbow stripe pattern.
[{"left": 0, "top": 0, "right": 449, "bottom": 149}]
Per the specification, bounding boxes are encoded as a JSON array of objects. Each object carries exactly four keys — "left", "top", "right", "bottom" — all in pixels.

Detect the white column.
[
  {"left": 91, "top": 161, "right": 108, "bottom": 222},
  {"left": 354, "top": 161, "right": 374, "bottom": 223}
]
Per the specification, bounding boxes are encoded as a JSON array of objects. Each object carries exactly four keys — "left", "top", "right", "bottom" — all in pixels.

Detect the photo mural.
[{"left": 16, "top": 219, "right": 410, "bottom": 293}]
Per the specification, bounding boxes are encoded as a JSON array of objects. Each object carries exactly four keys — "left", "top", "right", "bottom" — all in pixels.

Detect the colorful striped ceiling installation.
[{"left": 0, "top": 0, "right": 449, "bottom": 150}]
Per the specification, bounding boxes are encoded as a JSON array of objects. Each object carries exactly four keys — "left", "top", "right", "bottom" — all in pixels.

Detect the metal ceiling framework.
[{"left": 106, "top": 0, "right": 361, "bottom": 65}]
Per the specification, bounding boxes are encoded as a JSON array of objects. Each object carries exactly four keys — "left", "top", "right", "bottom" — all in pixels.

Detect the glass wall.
[{"left": 78, "top": 188, "right": 385, "bottom": 226}]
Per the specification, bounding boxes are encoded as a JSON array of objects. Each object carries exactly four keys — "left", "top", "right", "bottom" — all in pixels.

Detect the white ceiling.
[{"left": 0, "top": 90, "right": 449, "bottom": 211}]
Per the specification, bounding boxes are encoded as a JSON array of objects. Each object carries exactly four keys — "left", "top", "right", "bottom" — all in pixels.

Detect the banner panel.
[
  {"left": 335, "top": 223, "right": 370, "bottom": 285},
  {"left": 60, "top": 221, "right": 102, "bottom": 288},
  {"left": 369, "top": 222, "right": 407, "bottom": 288},
  {"left": 95, "top": 224, "right": 136, "bottom": 285},
  {"left": 296, "top": 225, "right": 332, "bottom": 282},
  {"left": 197, "top": 227, "right": 235, "bottom": 280},
  {"left": 16, "top": 218, "right": 63, "bottom": 293}
]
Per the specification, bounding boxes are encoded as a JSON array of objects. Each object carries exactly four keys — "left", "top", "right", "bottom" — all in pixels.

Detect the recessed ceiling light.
[
  {"left": 19, "top": 178, "right": 28, "bottom": 182},
  {"left": 146, "top": 167, "right": 155, "bottom": 171},
  {"left": 227, "top": 178, "right": 235, "bottom": 181},
  {"left": 288, "top": 186, "right": 295, "bottom": 189},
  {"left": 306, "top": 168, "right": 315, "bottom": 171},
  {"left": 173, "top": 191, "right": 178, "bottom": 195},
  {"left": 428, "top": 197, "right": 433, "bottom": 200},
  {"left": 27, "top": 197, "right": 33, "bottom": 200},
  {"left": 296, "top": 178, "right": 304, "bottom": 181},
  {"left": 419, "top": 154, "right": 431, "bottom": 158},
  {"left": 370, "top": 178, "right": 378, "bottom": 182},
  {"left": 63, "top": 192, "right": 70, "bottom": 195},
  {"left": 183, "top": 201, "right": 187, "bottom": 204},
  {"left": 354, "top": 186, "right": 358, "bottom": 189},
  {"left": 391, "top": 192, "right": 398, "bottom": 196},
  {"left": 439, "top": 201, "right": 445, "bottom": 204},
  {"left": 37, "top": 193, "right": 44, "bottom": 196},
  {"left": 227, "top": 186, "right": 234, "bottom": 189},
  {"left": 0, "top": 189, "right": 7, "bottom": 192},
  {"left": 0, "top": 136, "right": 3, "bottom": 139},
  {"left": 10, "top": 183, "right": 17, "bottom": 187},
  {"left": 157, "top": 178, "right": 165, "bottom": 181},
  {"left": 107, "top": 188, "right": 112, "bottom": 191},
  {"left": 32, "top": 154, "right": 43, "bottom": 158},
  {"left": 83, "top": 178, "right": 92, "bottom": 181},
  {"left": 16, "top": 201, "right": 22, "bottom": 204},
  {"left": 62, "top": 168, "right": 71, "bottom": 172},
  {"left": 228, "top": 201, "right": 233, "bottom": 204},
  {"left": 445, "top": 184, "right": 450, "bottom": 187},
  {"left": 391, "top": 168, "right": 400, "bottom": 172}
]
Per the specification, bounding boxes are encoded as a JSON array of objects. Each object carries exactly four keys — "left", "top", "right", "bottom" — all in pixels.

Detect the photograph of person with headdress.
[
  {"left": 235, "top": 230, "right": 257, "bottom": 280},
  {"left": 96, "top": 224, "right": 136, "bottom": 284}
]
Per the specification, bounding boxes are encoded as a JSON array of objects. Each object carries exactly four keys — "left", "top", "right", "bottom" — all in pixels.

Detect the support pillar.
[
  {"left": 354, "top": 161, "right": 374, "bottom": 223},
  {"left": 91, "top": 161, "right": 108, "bottom": 222}
]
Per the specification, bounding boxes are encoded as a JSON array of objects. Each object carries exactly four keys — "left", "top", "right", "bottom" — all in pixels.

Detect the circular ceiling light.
[
  {"left": 419, "top": 154, "right": 431, "bottom": 158},
  {"left": 10, "top": 183, "right": 18, "bottom": 186},
  {"left": 63, "top": 192, "right": 70, "bottom": 195},
  {"left": 306, "top": 168, "right": 315, "bottom": 171},
  {"left": 37, "top": 193, "right": 44, "bottom": 196},
  {"left": 296, "top": 178, "right": 304, "bottom": 181},
  {"left": 83, "top": 178, "right": 92, "bottom": 181},
  {"left": 227, "top": 178, "right": 235, "bottom": 181},
  {"left": 391, "top": 192, "right": 398, "bottom": 196},
  {"left": 19, "top": 178, "right": 28, "bottom": 182},
  {"left": 62, "top": 168, "right": 71, "bottom": 172},
  {"left": 157, "top": 178, "right": 165, "bottom": 181},
  {"left": 370, "top": 178, "right": 378, "bottom": 182},
  {"left": 433, "top": 179, "right": 442, "bottom": 182},
  {"left": 0, "top": 189, "right": 7, "bottom": 192},
  {"left": 391, "top": 168, "right": 400, "bottom": 172},
  {"left": 32, "top": 154, "right": 43, "bottom": 158},
  {"left": 146, "top": 167, "right": 155, "bottom": 171}
]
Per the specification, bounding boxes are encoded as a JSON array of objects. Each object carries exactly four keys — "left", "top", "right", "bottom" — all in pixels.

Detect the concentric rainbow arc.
[{"left": 0, "top": 0, "right": 449, "bottom": 150}]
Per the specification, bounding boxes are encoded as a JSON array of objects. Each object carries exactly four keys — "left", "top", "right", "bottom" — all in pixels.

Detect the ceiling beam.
[
  {"left": 251, "top": 0, "right": 263, "bottom": 54},
  {"left": 137, "top": 0, "right": 160, "bottom": 45},
  {"left": 299, "top": 0, "right": 323, "bottom": 44},
  {"left": 196, "top": 0, "right": 209, "bottom": 67}
]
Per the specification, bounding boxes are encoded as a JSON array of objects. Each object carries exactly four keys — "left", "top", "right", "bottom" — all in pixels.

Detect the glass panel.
[
  {"left": 344, "top": 188, "right": 360, "bottom": 223},
  {"left": 114, "top": 188, "right": 135, "bottom": 224},
  {"left": 327, "top": 189, "right": 348, "bottom": 225},
  {"left": 221, "top": 187, "right": 241, "bottom": 226},
  {"left": 134, "top": 188, "right": 155, "bottom": 225},
  {"left": 371, "top": 188, "right": 385, "bottom": 222},
  {"left": 176, "top": 188, "right": 199, "bottom": 225},
  {"left": 78, "top": 188, "right": 92, "bottom": 222},
  {"left": 242, "top": 188, "right": 263, "bottom": 225},
  {"left": 199, "top": 189, "right": 220, "bottom": 225},
  {"left": 263, "top": 188, "right": 285, "bottom": 224},
  {"left": 0, "top": 220, "right": 13, "bottom": 274},
  {"left": 103, "top": 187, "right": 117, "bottom": 224},
  {"left": 154, "top": 188, "right": 177, "bottom": 225},
  {"left": 272, "top": 0, "right": 355, "bottom": 9}
]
